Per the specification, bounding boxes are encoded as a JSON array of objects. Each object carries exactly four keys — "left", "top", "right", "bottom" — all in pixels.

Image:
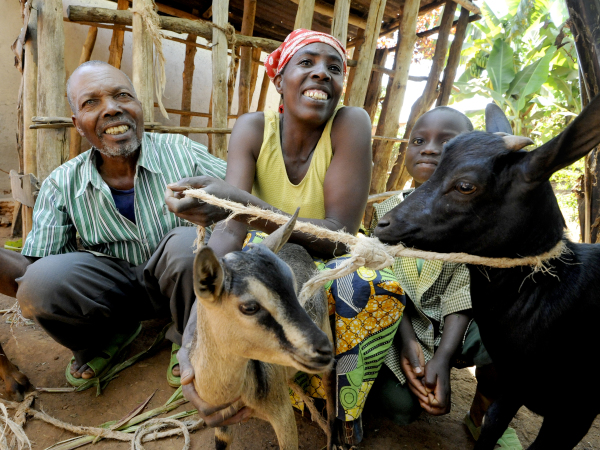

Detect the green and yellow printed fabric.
[{"left": 243, "top": 231, "right": 405, "bottom": 421}]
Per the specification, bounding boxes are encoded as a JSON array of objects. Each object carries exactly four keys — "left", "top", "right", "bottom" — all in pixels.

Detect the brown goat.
[{"left": 190, "top": 212, "right": 338, "bottom": 449}]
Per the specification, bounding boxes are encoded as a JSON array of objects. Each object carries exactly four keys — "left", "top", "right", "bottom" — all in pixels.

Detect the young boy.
[{"left": 368, "top": 107, "right": 522, "bottom": 449}]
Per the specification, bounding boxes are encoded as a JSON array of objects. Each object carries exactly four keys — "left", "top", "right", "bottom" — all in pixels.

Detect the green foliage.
[{"left": 454, "top": 0, "right": 582, "bottom": 237}]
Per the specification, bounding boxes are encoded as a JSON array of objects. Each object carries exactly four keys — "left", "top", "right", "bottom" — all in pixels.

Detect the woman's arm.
[{"left": 167, "top": 107, "right": 373, "bottom": 259}]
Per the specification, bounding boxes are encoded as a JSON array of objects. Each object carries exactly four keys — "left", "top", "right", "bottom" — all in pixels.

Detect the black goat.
[{"left": 374, "top": 96, "right": 600, "bottom": 449}]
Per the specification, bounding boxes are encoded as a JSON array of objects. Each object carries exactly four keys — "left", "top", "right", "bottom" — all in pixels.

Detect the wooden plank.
[
  {"left": 294, "top": 0, "right": 316, "bottom": 30},
  {"left": 36, "top": 0, "right": 67, "bottom": 181},
  {"left": 345, "top": 0, "right": 387, "bottom": 107},
  {"left": 437, "top": 7, "right": 471, "bottom": 106},
  {"left": 107, "top": 0, "right": 128, "bottom": 68},
  {"left": 132, "top": 0, "right": 154, "bottom": 122},
  {"left": 290, "top": 0, "right": 366, "bottom": 29},
  {"left": 238, "top": 0, "right": 257, "bottom": 115},
  {"left": 386, "top": 0, "right": 458, "bottom": 191},
  {"left": 69, "top": 26, "right": 98, "bottom": 160},
  {"left": 331, "top": 0, "right": 351, "bottom": 44},
  {"left": 180, "top": 33, "right": 198, "bottom": 135},
  {"left": 372, "top": 136, "right": 409, "bottom": 143},
  {"left": 212, "top": 0, "right": 229, "bottom": 159},
  {"left": 343, "top": 28, "right": 363, "bottom": 106},
  {"left": 23, "top": 3, "right": 38, "bottom": 238},
  {"left": 256, "top": 71, "right": 270, "bottom": 112},
  {"left": 368, "top": 0, "right": 420, "bottom": 199}
]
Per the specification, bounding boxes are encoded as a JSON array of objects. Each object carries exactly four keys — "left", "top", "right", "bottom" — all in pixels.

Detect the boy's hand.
[
  {"left": 399, "top": 338, "right": 429, "bottom": 404},
  {"left": 421, "top": 356, "right": 451, "bottom": 415}
]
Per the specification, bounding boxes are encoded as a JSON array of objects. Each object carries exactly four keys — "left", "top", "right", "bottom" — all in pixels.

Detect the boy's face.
[{"left": 405, "top": 110, "right": 471, "bottom": 186}]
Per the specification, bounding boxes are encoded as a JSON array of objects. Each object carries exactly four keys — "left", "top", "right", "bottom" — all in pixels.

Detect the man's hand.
[
  {"left": 421, "top": 356, "right": 451, "bottom": 415},
  {"left": 165, "top": 176, "right": 239, "bottom": 227},
  {"left": 399, "top": 337, "right": 429, "bottom": 406},
  {"left": 178, "top": 303, "right": 254, "bottom": 427}
]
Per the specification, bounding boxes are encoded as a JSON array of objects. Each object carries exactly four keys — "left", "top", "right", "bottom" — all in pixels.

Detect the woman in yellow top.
[{"left": 167, "top": 29, "right": 404, "bottom": 445}]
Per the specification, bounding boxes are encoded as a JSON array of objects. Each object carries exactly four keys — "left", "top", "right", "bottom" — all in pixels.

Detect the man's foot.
[
  {"left": 464, "top": 412, "right": 523, "bottom": 449},
  {"left": 166, "top": 342, "right": 181, "bottom": 387},
  {"left": 69, "top": 359, "right": 96, "bottom": 379},
  {"left": 65, "top": 323, "right": 142, "bottom": 387}
]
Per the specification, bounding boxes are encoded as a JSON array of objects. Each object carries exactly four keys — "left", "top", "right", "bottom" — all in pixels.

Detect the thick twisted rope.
[{"left": 185, "top": 189, "right": 568, "bottom": 301}]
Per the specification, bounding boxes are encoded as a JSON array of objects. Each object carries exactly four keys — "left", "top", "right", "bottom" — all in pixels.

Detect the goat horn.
[
  {"left": 261, "top": 207, "right": 300, "bottom": 254},
  {"left": 498, "top": 134, "right": 535, "bottom": 151}
]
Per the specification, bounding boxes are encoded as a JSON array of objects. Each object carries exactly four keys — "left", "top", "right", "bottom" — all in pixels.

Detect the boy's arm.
[
  {"left": 422, "top": 312, "right": 471, "bottom": 415},
  {"left": 422, "top": 263, "right": 472, "bottom": 415},
  {"left": 397, "top": 301, "right": 429, "bottom": 405}
]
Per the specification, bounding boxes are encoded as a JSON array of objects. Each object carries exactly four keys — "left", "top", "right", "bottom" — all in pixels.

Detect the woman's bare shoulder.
[
  {"left": 332, "top": 105, "right": 371, "bottom": 128},
  {"left": 330, "top": 106, "right": 372, "bottom": 154},
  {"left": 230, "top": 112, "right": 266, "bottom": 159}
]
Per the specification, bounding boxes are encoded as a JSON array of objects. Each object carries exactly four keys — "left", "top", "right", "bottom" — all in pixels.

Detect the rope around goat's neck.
[{"left": 185, "top": 189, "right": 569, "bottom": 302}]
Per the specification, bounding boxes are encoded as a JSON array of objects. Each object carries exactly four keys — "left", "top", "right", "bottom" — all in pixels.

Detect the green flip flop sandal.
[
  {"left": 66, "top": 323, "right": 143, "bottom": 387},
  {"left": 166, "top": 342, "right": 181, "bottom": 388},
  {"left": 464, "top": 412, "right": 523, "bottom": 449}
]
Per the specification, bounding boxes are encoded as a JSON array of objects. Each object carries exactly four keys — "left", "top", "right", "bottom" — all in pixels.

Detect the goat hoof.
[{"left": 1, "top": 365, "right": 30, "bottom": 402}]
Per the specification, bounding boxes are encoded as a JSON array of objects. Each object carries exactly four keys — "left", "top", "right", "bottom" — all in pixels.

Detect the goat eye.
[
  {"left": 239, "top": 302, "right": 260, "bottom": 315},
  {"left": 456, "top": 181, "right": 477, "bottom": 194}
]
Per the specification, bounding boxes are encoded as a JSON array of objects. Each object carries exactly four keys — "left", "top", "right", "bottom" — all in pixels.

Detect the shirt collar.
[{"left": 75, "top": 133, "right": 160, "bottom": 198}]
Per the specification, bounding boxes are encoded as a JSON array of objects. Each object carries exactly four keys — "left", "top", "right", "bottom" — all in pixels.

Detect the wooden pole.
[
  {"left": 345, "top": 0, "right": 387, "bottom": 107},
  {"left": 23, "top": 3, "right": 38, "bottom": 238},
  {"left": 290, "top": 0, "right": 366, "bottom": 29},
  {"left": 212, "top": 0, "right": 229, "bottom": 160},
  {"left": 566, "top": 0, "right": 600, "bottom": 242},
  {"left": 363, "top": 47, "right": 388, "bottom": 121},
  {"left": 449, "top": 0, "right": 480, "bottom": 15},
  {"left": 417, "top": 13, "right": 480, "bottom": 39},
  {"left": 331, "top": 0, "right": 351, "bottom": 45},
  {"left": 249, "top": 47, "right": 262, "bottom": 102},
  {"left": 343, "top": 28, "right": 363, "bottom": 106},
  {"left": 107, "top": 0, "right": 128, "bottom": 68},
  {"left": 294, "top": 0, "right": 316, "bottom": 30},
  {"left": 227, "top": 47, "right": 241, "bottom": 113},
  {"left": 386, "top": 0, "right": 457, "bottom": 191},
  {"left": 69, "top": 26, "right": 98, "bottom": 160},
  {"left": 36, "top": 0, "right": 67, "bottom": 181},
  {"left": 132, "top": 0, "right": 154, "bottom": 122},
  {"left": 437, "top": 7, "right": 470, "bottom": 106},
  {"left": 238, "top": 0, "right": 257, "bottom": 116},
  {"left": 180, "top": 33, "right": 198, "bottom": 135},
  {"left": 257, "top": 71, "right": 270, "bottom": 111},
  {"left": 364, "top": 0, "right": 420, "bottom": 225}
]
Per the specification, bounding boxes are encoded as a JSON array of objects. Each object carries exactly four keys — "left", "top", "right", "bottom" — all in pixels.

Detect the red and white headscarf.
[{"left": 264, "top": 29, "right": 347, "bottom": 81}]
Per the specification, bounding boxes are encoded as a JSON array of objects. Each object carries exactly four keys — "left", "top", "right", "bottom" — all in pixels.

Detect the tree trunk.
[{"left": 567, "top": 0, "right": 600, "bottom": 243}]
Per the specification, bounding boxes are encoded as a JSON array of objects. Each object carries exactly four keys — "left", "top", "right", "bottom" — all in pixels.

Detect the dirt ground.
[{"left": 1, "top": 226, "right": 600, "bottom": 449}]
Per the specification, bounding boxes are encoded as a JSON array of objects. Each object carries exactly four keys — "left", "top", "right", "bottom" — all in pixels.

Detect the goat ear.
[
  {"left": 485, "top": 103, "right": 513, "bottom": 134},
  {"left": 193, "top": 247, "right": 224, "bottom": 302},
  {"left": 522, "top": 94, "right": 600, "bottom": 182},
  {"left": 261, "top": 207, "right": 299, "bottom": 254}
]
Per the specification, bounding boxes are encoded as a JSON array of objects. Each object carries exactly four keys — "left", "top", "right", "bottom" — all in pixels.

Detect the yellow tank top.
[{"left": 252, "top": 107, "right": 342, "bottom": 220}]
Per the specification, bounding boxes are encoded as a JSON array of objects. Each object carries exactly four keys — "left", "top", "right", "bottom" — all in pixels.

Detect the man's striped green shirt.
[{"left": 22, "top": 133, "right": 226, "bottom": 266}]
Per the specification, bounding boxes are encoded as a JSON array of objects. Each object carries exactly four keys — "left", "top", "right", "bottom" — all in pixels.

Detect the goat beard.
[{"left": 94, "top": 134, "right": 142, "bottom": 157}]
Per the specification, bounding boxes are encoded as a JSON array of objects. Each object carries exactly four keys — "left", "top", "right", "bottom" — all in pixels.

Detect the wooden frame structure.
[{"left": 11, "top": 0, "right": 481, "bottom": 238}]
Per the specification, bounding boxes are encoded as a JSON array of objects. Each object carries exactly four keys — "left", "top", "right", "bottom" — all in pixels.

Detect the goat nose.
[{"left": 377, "top": 218, "right": 390, "bottom": 228}]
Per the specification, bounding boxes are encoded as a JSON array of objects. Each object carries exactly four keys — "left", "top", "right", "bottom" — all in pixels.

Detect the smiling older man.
[{"left": 12, "top": 61, "right": 226, "bottom": 387}]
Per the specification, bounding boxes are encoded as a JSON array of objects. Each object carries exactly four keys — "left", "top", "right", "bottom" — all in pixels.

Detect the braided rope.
[{"left": 185, "top": 189, "right": 569, "bottom": 301}]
